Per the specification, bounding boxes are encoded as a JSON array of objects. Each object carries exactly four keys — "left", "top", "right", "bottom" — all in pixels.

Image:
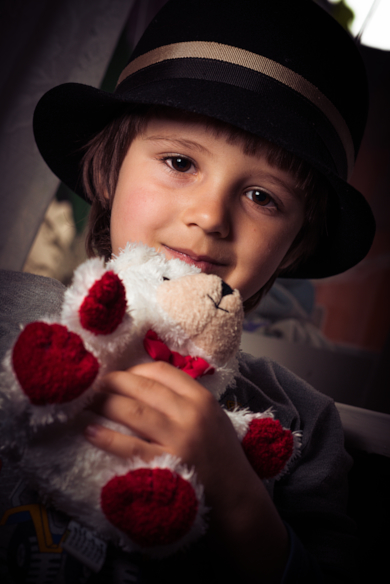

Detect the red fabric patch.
[
  {"left": 79, "top": 271, "right": 127, "bottom": 335},
  {"left": 242, "top": 418, "right": 294, "bottom": 479},
  {"left": 101, "top": 468, "right": 198, "bottom": 547},
  {"left": 12, "top": 322, "right": 99, "bottom": 405},
  {"left": 143, "top": 330, "right": 214, "bottom": 379}
]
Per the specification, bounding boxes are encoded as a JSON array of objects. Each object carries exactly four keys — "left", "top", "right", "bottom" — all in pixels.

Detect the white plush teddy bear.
[{"left": 0, "top": 243, "right": 299, "bottom": 556}]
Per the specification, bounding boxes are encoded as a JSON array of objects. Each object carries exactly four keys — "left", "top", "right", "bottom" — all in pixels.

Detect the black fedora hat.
[{"left": 33, "top": 0, "right": 375, "bottom": 279}]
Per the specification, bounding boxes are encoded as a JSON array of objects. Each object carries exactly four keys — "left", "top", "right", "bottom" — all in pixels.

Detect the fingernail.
[{"left": 84, "top": 424, "right": 102, "bottom": 439}]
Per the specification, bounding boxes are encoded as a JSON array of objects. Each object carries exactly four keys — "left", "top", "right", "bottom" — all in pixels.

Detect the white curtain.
[{"left": 0, "top": 0, "right": 136, "bottom": 271}]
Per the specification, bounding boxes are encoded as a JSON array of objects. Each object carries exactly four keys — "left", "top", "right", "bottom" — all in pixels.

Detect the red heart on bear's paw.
[
  {"left": 12, "top": 322, "right": 99, "bottom": 405},
  {"left": 79, "top": 271, "right": 127, "bottom": 335},
  {"left": 242, "top": 418, "right": 294, "bottom": 479},
  {"left": 101, "top": 468, "right": 198, "bottom": 547}
]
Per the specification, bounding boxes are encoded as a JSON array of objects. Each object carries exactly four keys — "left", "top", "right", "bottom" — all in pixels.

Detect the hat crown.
[{"left": 130, "top": 0, "right": 368, "bottom": 158}]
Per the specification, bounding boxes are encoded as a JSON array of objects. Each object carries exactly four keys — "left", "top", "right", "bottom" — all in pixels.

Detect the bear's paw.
[
  {"left": 12, "top": 322, "right": 99, "bottom": 405},
  {"left": 242, "top": 418, "right": 294, "bottom": 479},
  {"left": 101, "top": 468, "right": 198, "bottom": 547}
]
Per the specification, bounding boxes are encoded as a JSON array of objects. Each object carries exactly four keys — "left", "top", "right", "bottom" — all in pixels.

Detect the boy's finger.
[
  {"left": 100, "top": 365, "right": 201, "bottom": 413},
  {"left": 90, "top": 391, "right": 175, "bottom": 443},
  {"left": 128, "top": 360, "right": 210, "bottom": 399},
  {"left": 84, "top": 423, "right": 165, "bottom": 461}
]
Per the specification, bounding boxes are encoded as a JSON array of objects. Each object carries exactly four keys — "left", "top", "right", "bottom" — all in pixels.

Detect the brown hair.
[{"left": 81, "top": 106, "right": 327, "bottom": 312}]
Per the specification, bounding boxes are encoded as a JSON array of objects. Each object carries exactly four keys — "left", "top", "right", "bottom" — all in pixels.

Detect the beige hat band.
[{"left": 118, "top": 41, "right": 354, "bottom": 178}]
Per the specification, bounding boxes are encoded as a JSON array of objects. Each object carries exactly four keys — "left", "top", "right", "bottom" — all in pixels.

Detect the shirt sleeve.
[
  {"left": 231, "top": 354, "right": 359, "bottom": 583},
  {"left": 0, "top": 269, "right": 65, "bottom": 358},
  {"left": 270, "top": 363, "right": 359, "bottom": 584}
]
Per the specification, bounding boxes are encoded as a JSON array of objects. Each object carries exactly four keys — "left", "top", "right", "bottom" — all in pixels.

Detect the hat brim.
[{"left": 33, "top": 80, "right": 375, "bottom": 279}]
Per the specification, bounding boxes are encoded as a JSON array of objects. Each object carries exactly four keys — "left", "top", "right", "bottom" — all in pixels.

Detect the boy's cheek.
[
  {"left": 110, "top": 202, "right": 159, "bottom": 255},
  {"left": 227, "top": 258, "right": 274, "bottom": 301},
  {"left": 236, "top": 226, "right": 302, "bottom": 299}
]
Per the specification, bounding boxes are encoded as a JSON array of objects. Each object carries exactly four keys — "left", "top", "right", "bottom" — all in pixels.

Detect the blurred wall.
[
  {"left": 314, "top": 45, "right": 390, "bottom": 353},
  {"left": 0, "top": 0, "right": 135, "bottom": 272}
]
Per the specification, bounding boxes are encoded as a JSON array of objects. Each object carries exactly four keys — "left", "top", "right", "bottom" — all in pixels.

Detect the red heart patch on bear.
[
  {"left": 101, "top": 468, "right": 198, "bottom": 547},
  {"left": 79, "top": 271, "right": 127, "bottom": 335},
  {"left": 12, "top": 322, "right": 99, "bottom": 405},
  {"left": 242, "top": 417, "right": 294, "bottom": 479}
]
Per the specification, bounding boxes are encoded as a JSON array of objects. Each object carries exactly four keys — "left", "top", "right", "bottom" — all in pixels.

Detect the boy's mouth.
[{"left": 162, "top": 245, "right": 227, "bottom": 274}]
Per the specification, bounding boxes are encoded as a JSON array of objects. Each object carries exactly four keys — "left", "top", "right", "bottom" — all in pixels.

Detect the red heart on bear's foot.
[
  {"left": 79, "top": 271, "right": 127, "bottom": 335},
  {"left": 12, "top": 322, "right": 99, "bottom": 405},
  {"left": 242, "top": 417, "right": 294, "bottom": 479},
  {"left": 101, "top": 468, "right": 198, "bottom": 547}
]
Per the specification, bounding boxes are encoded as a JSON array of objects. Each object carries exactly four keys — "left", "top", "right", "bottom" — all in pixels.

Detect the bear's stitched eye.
[{"left": 163, "top": 277, "right": 170, "bottom": 281}]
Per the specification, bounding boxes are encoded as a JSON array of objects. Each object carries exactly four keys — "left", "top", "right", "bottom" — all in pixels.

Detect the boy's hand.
[
  {"left": 85, "top": 362, "right": 288, "bottom": 582},
  {"left": 86, "top": 361, "right": 251, "bottom": 502}
]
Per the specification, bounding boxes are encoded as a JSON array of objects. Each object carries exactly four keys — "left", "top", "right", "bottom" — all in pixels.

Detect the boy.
[{"left": 1, "top": 0, "right": 375, "bottom": 583}]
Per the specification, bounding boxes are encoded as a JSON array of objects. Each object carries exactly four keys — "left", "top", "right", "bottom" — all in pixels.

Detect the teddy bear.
[{"left": 0, "top": 243, "right": 300, "bottom": 556}]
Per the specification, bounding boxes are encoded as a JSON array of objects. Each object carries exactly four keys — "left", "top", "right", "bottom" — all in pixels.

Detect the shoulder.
[
  {"left": 226, "top": 351, "right": 338, "bottom": 433},
  {"left": 231, "top": 351, "right": 351, "bottom": 502},
  {"left": 0, "top": 270, "right": 65, "bottom": 359},
  {"left": 227, "top": 351, "right": 349, "bottom": 478},
  {"left": 232, "top": 355, "right": 356, "bottom": 580},
  {"left": 0, "top": 269, "right": 65, "bottom": 307}
]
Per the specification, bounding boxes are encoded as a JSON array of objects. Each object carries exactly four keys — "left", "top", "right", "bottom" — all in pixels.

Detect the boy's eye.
[
  {"left": 245, "top": 188, "right": 276, "bottom": 208},
  {"left": 166, "top": 156, "right": 194, "bottom": 173}
]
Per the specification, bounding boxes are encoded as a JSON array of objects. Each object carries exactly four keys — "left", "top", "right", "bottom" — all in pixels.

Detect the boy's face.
[{"left": 110, "top": 116, "right": 305, "bottom": 302}]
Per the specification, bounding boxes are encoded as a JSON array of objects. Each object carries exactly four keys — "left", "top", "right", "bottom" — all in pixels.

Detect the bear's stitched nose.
[{"left": 221, "top": 281, "right": 233, "bottom": 297}]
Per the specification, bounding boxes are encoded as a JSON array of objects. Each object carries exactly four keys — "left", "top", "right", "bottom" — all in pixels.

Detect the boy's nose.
[{"left": 182, "top": 190, "right": 230, "bottom": 237}]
